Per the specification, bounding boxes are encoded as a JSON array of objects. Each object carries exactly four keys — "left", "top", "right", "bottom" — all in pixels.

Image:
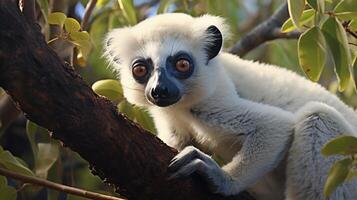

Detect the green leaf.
[
  {"left": 321, "top": 17, "right": 352, "bottom": 91},
  {"left": 346, "top": 159, "right": 357, "bottom": 181},
  {"left": 92, "top": 79, "right": 123, "bottom": 101},
  {"left": 75, "top": 40, "right": 92, "bottom": 58},
  {"left": 64, "top": 18, "right": 81, "bottom": 33},
  {"left": 0, "top": 148, "right": 35, "bottom": 177},
  {"left": 133, "top": 108, "right": 156, "bottom": 133},
  {"left": 298, "top": 26, "right": 327, "bottom": 81},
  {"left": 118, "top": 0, "right": 137, "bottom": 25},
  {"left": 48, "top": 12, "right": 67, "bottom": 27},
  {"left": 36, "top": 0, "right": 49, "bottom": 21},
  {"left": 282, "top": 9, "right": 315, "bottom": 33},
  {"left": 353, "top": 55, "right": 357, "bottom": 92},
  {"left": 69, "top": 31, "right": 90, "bottom": 42},
  {"left": 118, "top": 100, "right": 136, "bottom": 120},
  {"left": 287, "top": 0, "right": 306, "bottom": 29},
  {"left": 157, "top": 0, "right": 176, "bottom": 14},
  {"left": 26, "top": 120, "right": 38, "bottom": 158},
  {"left": 324, "top": 158, "right": 352, "bottom": 197},
  {"left": 334, "top": 0, "right": 357, "bottom": 21},
  {"left": 307, "top": 0, "right": 325, "bottom": 13},
  {"left": 349, "top": 20, "right": 357, "bottom": 30},
  {"left": 321, "top": 135, "right": 357, "bottom": 156},
  {"left": 0, "top": 176, "right": 17, "bottom": 200},
  {"left": 97, "top": 0, "right": 111, "bottom": 8},
  {"left": 35, "top": 143, "right": 59, "bottom": 179}
]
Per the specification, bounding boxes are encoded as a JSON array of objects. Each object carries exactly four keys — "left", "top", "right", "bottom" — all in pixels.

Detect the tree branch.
[
  {"left": 0, "top": 167, "right": 123, "bottom": 200},
  {"left": 0, "top": 1, "right": 253, "bottom": 199},
  {"left": 81, "top": 0, "right": 97, "bottom": 31},
  {"left": 229, "top": 3, "right": 300, "bottom": 57}
]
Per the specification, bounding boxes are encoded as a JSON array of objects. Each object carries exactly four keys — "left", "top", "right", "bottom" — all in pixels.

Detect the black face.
[{"left": 131, "top": 52, "right": 195, "bottom": 107}]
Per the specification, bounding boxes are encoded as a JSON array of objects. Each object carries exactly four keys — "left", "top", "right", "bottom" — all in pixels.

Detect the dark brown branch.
[
  {"left": 229, "top": 3, "right": 300, "bottom": 57},
  {"left": 0, "top": 167, "right": 123, "bottom": 200},
  {"left": 81, "top": 0, "right": 97, "bottom": 31},
  {"left": 0, "top": 1, "right": 253, "bottom": 200}
]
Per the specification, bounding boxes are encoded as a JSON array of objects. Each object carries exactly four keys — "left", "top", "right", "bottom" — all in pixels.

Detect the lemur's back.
[{"left": 220, "top": 52, "right": 357, "bottom": 131}]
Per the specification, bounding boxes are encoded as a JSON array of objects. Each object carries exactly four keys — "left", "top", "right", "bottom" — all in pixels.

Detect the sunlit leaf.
[
  {"left": 26, "top": 120, "right": 38, "bottom": 158},
  {"left": 73, "top": 40, "right": 92, "bottom": 58},
  {"left": 298, "top": 26, "right": 327, "bottom": 81},
  {"left": 321, "top": 17, "right": 352, "bottom": 91},
  {"left": 307, "top": 0, "right": 325, "bottom": 13},
  {"left": 118, "top": 0, "right": 137, "bottom": 25},
  {"left": 287, "top": 0, "right": 306, "bottom": 29},
  {"left": 334, "top": 0, "right": 357, "bottom": 21},
  {"left": 69, "top": 31, "right": 90, "bottom": 42},
  {"left": 353, "top": 55, "right": 357, "bottom": 92},
  {"left": 118, "top": 100, "right": 136, "bottom": 120},
  {"left": 36, "top": 0, "right": 49, "bottom": 20},
  {"left": 35, "top": 143, "right": 59, "bottom": 179},
  {"left": 0, "top": 176, "right": 17, "bottom": 200},
  {"left": 321, "top": 135, "right": 357, "bottom": 156},
  {"left": 324, "top": 158, "right": 352, "bottom": 197},
  {"left": 48, "top": 12, "right": 66, "bottom": 27},
  {"left": 350, "top": 20, "right": 357, "bottom": 30},
  {"left": 282, "top": 9, "right": 315, "bottom": 33},
  {"left": 97, "top": 0, "right": 111, "bottom": 8},
  {"left": 92, "top": 79, "right": 123, "bottom": 101},
  {"left": 133, "top": 108, "right": 156, "bottom": 133},
  {"left": 346, "top": 159, "right": 357, "bottom": 181},
  {"left": 0, "top": 147, "right": 35, "bottom": 177},
  {"left": 64, "top": 18, "right": 81, "bottom": 33},
  {"left": 157, "top": 0, "right": 176, "bottom": 14}
]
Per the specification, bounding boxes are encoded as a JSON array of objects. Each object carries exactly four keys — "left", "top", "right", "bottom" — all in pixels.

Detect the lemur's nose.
[{"left": 151, "top": 86, "right": 169, "bottom": 99}]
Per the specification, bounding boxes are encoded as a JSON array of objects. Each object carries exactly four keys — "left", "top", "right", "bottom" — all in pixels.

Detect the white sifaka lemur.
[{"left": 104, "top": 13, "right": 357, "bottom": 200}]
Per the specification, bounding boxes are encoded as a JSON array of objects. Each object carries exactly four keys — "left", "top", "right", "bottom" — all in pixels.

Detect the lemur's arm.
[
  {"left": 168, "top": 98, "right": 295, "bottom": 195},
  {"left": 151, "top": 113, "right": 193, "bottom": 151}
]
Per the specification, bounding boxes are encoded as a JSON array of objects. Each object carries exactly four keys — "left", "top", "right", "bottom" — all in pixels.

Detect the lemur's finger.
[
  {"left": 169, "top": 146, "right": 211, "bottom": 171},
  {"left": 168, "top": 158, "right": 208, "bottom": 180}
]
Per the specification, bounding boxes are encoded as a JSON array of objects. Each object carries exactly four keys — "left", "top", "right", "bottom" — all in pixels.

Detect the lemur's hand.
[{"left": 168, "top": 146, "right": 233, "bottom": 195}]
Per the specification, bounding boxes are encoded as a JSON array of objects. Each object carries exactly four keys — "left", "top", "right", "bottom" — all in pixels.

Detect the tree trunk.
[{"left": 0, "top": 1, "right": 253, "bottom": 199}]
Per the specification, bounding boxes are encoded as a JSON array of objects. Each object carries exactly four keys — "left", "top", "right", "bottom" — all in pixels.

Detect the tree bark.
[{"left": 0, "top": 1, "right": 253, "bottom": 199}]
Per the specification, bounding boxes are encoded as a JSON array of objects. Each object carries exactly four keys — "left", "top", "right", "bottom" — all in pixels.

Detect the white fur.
[{"left": 105, "top": 13, "right": 357, "bottom": 200}]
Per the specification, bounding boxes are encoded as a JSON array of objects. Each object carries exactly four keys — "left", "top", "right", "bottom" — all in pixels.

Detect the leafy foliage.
[
  {"left": 321, "top": 136, "right": 357, "bottom": 197},
  {"left": 285, "top": 0, "right": 356, "bottom": 92}
]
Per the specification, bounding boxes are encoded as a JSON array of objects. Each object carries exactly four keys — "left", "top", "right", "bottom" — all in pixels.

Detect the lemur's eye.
[
  {"left": 175, "top": 59, "right": 191, "bottom": 73},
  {"left": 132, "top": 65, "right": 148, "bottom": 78}
]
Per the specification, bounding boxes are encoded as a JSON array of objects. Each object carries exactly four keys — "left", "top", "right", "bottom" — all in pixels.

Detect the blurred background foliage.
[{"left": 0, "top": 0, "right": 356, "bottom": 199}]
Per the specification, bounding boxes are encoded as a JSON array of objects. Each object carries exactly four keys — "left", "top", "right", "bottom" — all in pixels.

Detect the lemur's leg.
[{"left": 286, "top": 102, "right": 357, "bottom": 200}]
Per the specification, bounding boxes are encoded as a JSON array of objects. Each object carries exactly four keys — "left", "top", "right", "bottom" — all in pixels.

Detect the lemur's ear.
[{"left": 204, "top": 25, "right": 222, "bottom": 61}]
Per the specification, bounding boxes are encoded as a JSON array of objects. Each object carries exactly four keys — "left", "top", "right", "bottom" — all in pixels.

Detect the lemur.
[{"left": 104, "top": 13, "right": 357, "bottom": 200}]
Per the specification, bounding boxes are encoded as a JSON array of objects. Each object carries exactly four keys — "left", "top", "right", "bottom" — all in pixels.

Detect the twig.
[
  {"left": 0, "top": 167, "right": 124, "bottom": 200},
  {"left": 229, "top": 3, "right": 300, "bottom": 57},
  {"left": 23, "top": 0, "right": 35, "bottom": 22},
  {"left": 81, "top": 0, "right": 98, "bottom": 31}
]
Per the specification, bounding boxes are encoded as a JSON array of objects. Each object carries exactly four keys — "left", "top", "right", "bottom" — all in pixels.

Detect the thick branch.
[
  {"left": 229, "top": 3, "right": 300, "bottom": 57},
  {"left": 0, "top": 167, "right": 123, "bottom": 200},
  {"left": 0, "top": 1, "right": 253, "bottom": 200}
]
